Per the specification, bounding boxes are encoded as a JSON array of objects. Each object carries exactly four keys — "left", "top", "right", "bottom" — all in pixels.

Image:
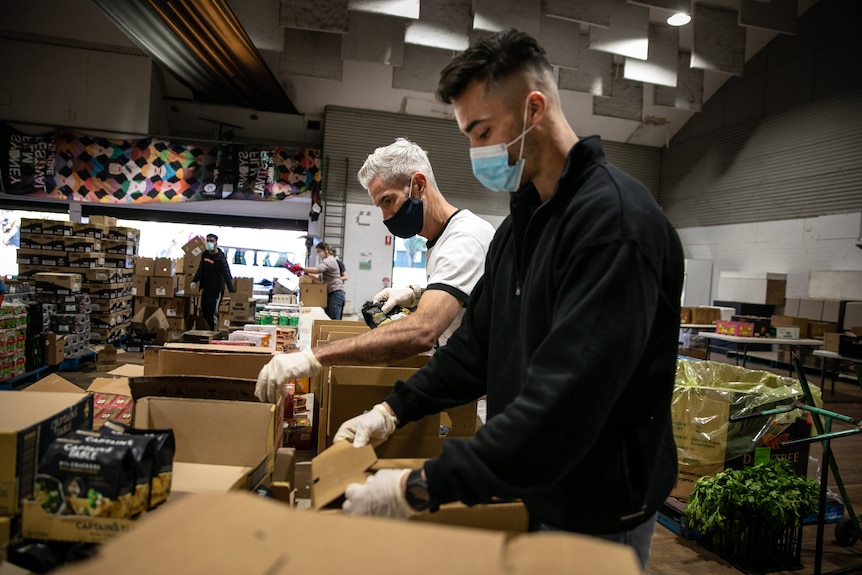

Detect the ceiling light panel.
[
  {"left": 739, "top": 0, "right": 796, "bottom": 35},
  {"left": 392, "top": 44, "right": 454, "bottom": 91},
  {"left": 624, "top": 25, "right": 678, "bottom": 87},
  {"left": 593, "top": 76, "right": 643, "bottom": 121},
  {"left": 545, "top": 0, "right": 610, "bottom": 28},
  {"left": 280, "top": 29, "right": 344, "bottom": 80},
  {"left": 347, "top": 0, "right": 419, "bottom": 19},
  {"left": 539, "top": 14, "right": 581, "bottom": 69},
  {"left": 473, "top": 0, "right": 541, "bottom": 36},
  {"left": 589, "top": 0, "right": 650, "bottom": 61},
  {"left": 654, "top": 52, "right": 703, "bottom": 111},
  {"left": 627, "top": 0, "right": 690, "bottom": 12},
  {"left": 558, "top": 33, "right": 613, "bottom": 96},
  {"left": 280, "top": 0, "right": 350, "bottom": 33},
  {"left": 225, "top": 0, "right": 281, "bottom": 52},
  {"left": 404, "top": 0, "right": 471, "bottom": 51},
  {"left": 691, "top": 4, "right": 745, "bottom": 75},
  {"left": 341, "top": 11, "right": 406, "bottom": 66}
]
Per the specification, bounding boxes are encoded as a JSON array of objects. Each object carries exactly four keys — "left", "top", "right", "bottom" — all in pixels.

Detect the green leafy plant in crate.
[
  {"left": 686, "top": 458, "right": 819, "bottom": 573},
  {"left": 687, "top": 458, "right": 818, "bottom": 535}
]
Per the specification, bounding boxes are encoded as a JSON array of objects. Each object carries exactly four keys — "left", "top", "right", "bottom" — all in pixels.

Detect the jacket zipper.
[{"left": 514, "top": 199, "right": 550, "bottom": 298}]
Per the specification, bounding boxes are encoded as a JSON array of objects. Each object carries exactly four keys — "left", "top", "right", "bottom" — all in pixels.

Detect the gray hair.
[{"left": 357, "top": 137, "right": 438, "bottom": 190}]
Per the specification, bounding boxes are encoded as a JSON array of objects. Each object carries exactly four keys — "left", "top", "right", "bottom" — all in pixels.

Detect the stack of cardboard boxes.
[
  {"left": 16, "top": 216, "right": 138, "bottom": 354},
  {"left": 130, "top": 256, "right": 189, "bottom": 345}
]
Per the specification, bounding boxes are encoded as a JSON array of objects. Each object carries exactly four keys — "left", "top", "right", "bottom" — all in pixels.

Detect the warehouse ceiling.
[{"left": 1, "top": 0, "right": 817, "bottom": 148}]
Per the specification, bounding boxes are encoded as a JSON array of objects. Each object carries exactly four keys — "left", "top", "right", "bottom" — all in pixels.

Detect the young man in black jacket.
[
  {"left": 334, "top": 29, "right": 684, "bottom": 572},
  {"left": 192, "top": 233, "right": 235, "bottom": 331}
]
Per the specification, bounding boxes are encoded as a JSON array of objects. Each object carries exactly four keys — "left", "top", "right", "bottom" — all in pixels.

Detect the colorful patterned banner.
[{"left": 0, "top": 123, "right": 320, "bottom": 203}]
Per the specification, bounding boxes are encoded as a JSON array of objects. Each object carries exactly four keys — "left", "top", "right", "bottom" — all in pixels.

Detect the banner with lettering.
[
  {"left": 0, "top": 124, "right": 56, "bottom": 195},
  {"left": 0, "top": 123, "right": 320, "bottom": 202}
]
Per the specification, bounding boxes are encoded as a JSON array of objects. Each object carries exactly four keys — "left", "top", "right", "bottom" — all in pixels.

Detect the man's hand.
[
  {"left": 333, "top": 403, "right": 396, "bottom": 446},
  {"left": 342, "top": 469, "right": 415, "bottom": 519},
  {"left": 373, "top": 286, "right": 418, "bottom": 314},
  {"left": 254, "top": 348, "right": 322, "bottom": 402}
]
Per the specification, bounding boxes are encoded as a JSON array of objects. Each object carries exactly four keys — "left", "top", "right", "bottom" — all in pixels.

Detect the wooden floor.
[{"left": 43, "top": 350, "right": 862, "bottom": 575}]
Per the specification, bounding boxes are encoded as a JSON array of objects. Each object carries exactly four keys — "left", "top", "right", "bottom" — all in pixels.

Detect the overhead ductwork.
[{"left": 91, "top": 0, "right": 297, "bottom": 115}]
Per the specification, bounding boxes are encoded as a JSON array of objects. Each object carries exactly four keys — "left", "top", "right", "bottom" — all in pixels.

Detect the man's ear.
[
  {"left": 528, "top": 90, "right": 547, "bottom": 125},
  {"left": 412, "top": 173, "right": 428, "bottom": 196}
]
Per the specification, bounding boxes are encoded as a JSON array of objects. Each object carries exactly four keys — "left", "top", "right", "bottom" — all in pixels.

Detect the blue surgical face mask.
[
  {"left": 383, "top": 177, "right": 424, "bottom": 238},
  {"left": 470, "top": 97, "right": 535, "bottom": 192},
  {"left": 205, "top": 241, "right": 215, "bottom": 251}
]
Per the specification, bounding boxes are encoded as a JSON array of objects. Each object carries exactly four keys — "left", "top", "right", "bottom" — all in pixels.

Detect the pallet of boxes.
[
  {"left": 129, "top": 255, "right": 190, "bottom": 348},
  {"left": 15, "top": 216, "right": 138, "bottom": 365}
]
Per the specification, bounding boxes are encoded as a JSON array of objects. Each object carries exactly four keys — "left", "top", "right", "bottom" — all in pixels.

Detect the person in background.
[
  {"left": 332, "top": 29, "right": 684, "bottom": 572},
  {"left": 191, "top": 233, "right": 235, "bottom": 331},
  {"left": 326, "top": 245, "right": 348, "bottom": 282},
  {"left": 301, "top": 241, "right": 346, "bottom": 320},
  {"left": 254, "top": 138, "right": 495, "bottom": 403}
]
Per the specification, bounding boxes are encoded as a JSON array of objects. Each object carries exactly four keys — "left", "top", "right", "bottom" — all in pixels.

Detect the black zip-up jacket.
[
  {"left": 192, "top": 248, "right": 234, "bottom": 293},
  {"left": 385, "top": 137, "right": 684, "bottom": 534}
]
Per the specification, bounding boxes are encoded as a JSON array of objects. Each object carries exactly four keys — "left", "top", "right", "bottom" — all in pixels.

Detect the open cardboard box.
[
  {"left": 311, "top": 442, "right": 529, "bottom": 533},
  {"left": 320, "top": 366, "right": 478, "bottom": 458},
  {"left": 53, "top": 492, "right": 641, "bottom": 575},
  {"left": 22, "top": 375, "right": 283, "bottom": 544},
  {"left": 1, "top": 376, "right": 92, "bottom": 516}
]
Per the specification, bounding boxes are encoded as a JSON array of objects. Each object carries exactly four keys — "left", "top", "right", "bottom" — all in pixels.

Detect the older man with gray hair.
[{"left": 255, "top": 138, "right": 495, "bottom": 407}]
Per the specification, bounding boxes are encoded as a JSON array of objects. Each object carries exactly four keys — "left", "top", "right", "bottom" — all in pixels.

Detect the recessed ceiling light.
[{"left": 667, "top": 12, "right": 691, "bottom": 26}]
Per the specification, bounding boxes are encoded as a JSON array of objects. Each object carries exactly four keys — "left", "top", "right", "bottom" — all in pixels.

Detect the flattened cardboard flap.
[
  {"left": 23, "top": 373, "right": 86, "bottom": 394},
  {"left": 311, "top": 442, "right": 378, "bottom": 510}
]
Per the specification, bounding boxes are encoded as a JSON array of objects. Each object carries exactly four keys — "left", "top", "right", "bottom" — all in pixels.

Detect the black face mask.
[{"left": 384, "top": 196, "right": 424, "bottom": 238}]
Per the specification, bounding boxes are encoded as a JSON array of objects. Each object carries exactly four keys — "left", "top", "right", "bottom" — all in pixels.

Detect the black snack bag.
[
  {"left": 36, "top": 437, "right": 137, "bottom": 519},
  {"left": 103, "top": 421, "right": 175, "bottom": 509},
  {"left": 74, "top": 430, "right": 155, "bottom": 517}
]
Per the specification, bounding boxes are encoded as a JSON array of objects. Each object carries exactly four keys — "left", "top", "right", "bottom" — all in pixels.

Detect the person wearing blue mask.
[
  {"left": 334, "top": 29, "right": 684, "bottom": 573},
  {"left": 254, "top": 138, "right": 495, "bottom": 404},
  {"left": 191, "top": 233, "right": 235, "bottom": 331}
]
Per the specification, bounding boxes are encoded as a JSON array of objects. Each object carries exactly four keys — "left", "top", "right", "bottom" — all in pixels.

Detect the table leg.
[
  {"left": 705, "top": 338, "right": 711, "bottom": 361},
  {"left": 741, "top": 344, "right": 748, "bottom": 368}
]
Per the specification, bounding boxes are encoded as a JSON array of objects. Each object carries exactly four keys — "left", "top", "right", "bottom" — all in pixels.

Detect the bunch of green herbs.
[{"left": 686, "top": 457, "right": 819, "bottom": 536}]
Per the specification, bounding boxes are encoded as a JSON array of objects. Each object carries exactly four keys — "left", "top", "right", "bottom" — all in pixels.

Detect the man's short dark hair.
[
  {"left": 436, "top": 28, "right": 552, "bottom": 104},
  {"left": 206, "top": 233, "right": 218, "bottom": 241}
]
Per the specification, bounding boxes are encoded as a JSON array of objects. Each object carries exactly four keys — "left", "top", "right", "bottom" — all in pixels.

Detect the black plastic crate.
[{"left": 698, "top": 515, "right": 803, "bottom": 575}]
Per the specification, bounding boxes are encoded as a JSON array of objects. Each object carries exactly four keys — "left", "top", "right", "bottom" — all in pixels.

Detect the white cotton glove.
[
  {"left": 342, "top": 469, "right": 416, "bottom": 519},
  {"left": 333, "top": 403, "right": 397, "bottom": 447},
  {"left": 254, "top": 348, "right": 322, "bottom": 403},
  {"left": 373, "top": 286, "right": 418, "bottom": 314}
]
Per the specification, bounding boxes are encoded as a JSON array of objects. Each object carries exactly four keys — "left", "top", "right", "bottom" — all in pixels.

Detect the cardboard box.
[
  {"left": 87, "top": 377, "right": 135, "bottom": 429},
  {"left": 150, "top": 276, "right": 176, "bottom": 297},
  {"left": 44, "top": 332, "right": 67, "bottom": 365},
  {"left": 34, "top": 272, "right": 81, "bottom": 294},
  {"left": 131, "top": 306, "right": 170, "bottom": 335},
  {"left": 771, "top": 315, "right": 809, "bottom": 338},
  {"left": 229, "top": 298, "right": 257, "bottom": 322},
  {"left": 774, "top": 325, "right": 801, "bottom": 339},
  {"left": 823, "top": 332, "right": 843, "bottom": 353},
  {"left": 0, "top": 381, "right": 92, "bottom": 515},
  {"left": 96, "top": 344, "right": 117, "bottom": 370},
  {"left": 134, "top": 256, "right": 156, "bottom": 276},
  {"left": 154, "top": 257, "right": 175, "bottom": 277},
  {"left": 88, "top": 215, "right": 118, "bottom": 227},
  {"left": 300, "top": 278, "right": 327, "bottom": 308},
  {"left": 130, "top": 275, "right": 148, "bottom": 296},
  {"left": 323, "top": 366, "right": 477, "bottom": 458},
  {"left": 691, "top": 307, "right": 721, "bottom": 325},
  {"left": 228, "top": 277, "right": 255, "bottom": 298},
  {"left": 182, "top": 236, "right": 207, "bottom": 259},
  {"left": 142, "top": 343, "right": 275, "bottom": 379},
  {"left": 808, "top": 320, "right": 838, "bottom": 340},
  {"left": 134, "top": 395, "right": 277, "bottom": 493},
  {"left": 53, "top": 491, "right": 641, "bottom": 575},
  {"left": 715, "top": 320, "right": 754, "bottom": 337}
]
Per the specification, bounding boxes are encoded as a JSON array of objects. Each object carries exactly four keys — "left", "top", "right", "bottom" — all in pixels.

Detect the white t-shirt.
[{"left": 425, "top": 209, "right": 495, "bottom": 346}]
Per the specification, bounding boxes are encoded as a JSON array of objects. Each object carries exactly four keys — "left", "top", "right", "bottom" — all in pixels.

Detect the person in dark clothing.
[
  {"left": 192, "top": 233, "right": 235, "bottom": 331},
  {"left": 334, "top": 29, "right": 684, "bottom": 572}
]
